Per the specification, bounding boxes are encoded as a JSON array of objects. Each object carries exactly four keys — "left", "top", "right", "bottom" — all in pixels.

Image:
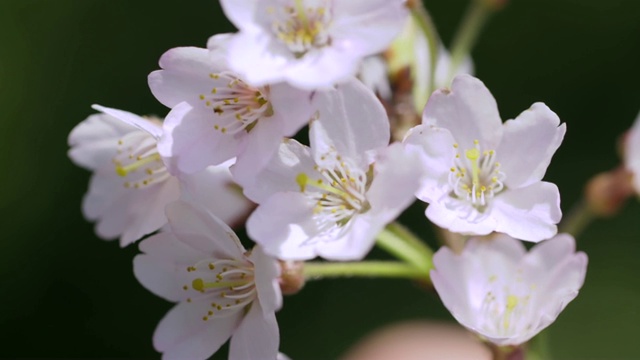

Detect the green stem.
[
  {"left": 558, "top": 199, "right": 595, "bottom": 238},
  {"left": 408, "top": 0, "right": 440, "bottom": 95},
  {"left": 386, "top": 222, "right": 434, "bottom": 264},
  {"left": 448, "top": 0, "right": 494, "bottom": 80},
  {"left": 376, "top": 226, "right": 431, "bottom": 273},
  {"left": 303, "top": 261, "right": 428, "bottom": 280},
  {"left": 527, "top": 330, "right": 552, "bottom": 360}
]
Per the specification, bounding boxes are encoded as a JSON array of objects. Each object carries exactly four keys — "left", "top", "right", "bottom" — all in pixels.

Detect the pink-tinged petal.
[
  {"left": 310, "top": 78, "right": 389, "bottom": 162},
  {"left": 119, "top": 178, "right": 181, "bottom": 246},
  {"left": 246, "top": 192, "right": 320, "bottom": 260},
  {"left": 178, "top": 164, "right": 254, "bottom": 228},
  {"left": 268, "top": 83, "right": 315, "bottom": 136},
  {"left": 159, "top": 102, "right": 240, "bottom": 174},
  {"left": 403, "top": 124, "right": 456, "bottom": 202},
  {"left": 91, "top": 104, "right": 163, "bottom": 139},
  {"left": 237, "top": 139, "right": 317, "bottom": 204},
  {"left": 497, "top": 103, "right": 566, "bottom": 188},
  {"left": 165, "top": 201, "right": 245, "bottom": 259},
  {"left": 82, "top": 169, "right": 180, "bottom": 246},
  {"left": 250, "top": 246, "right": 282, "bottom": 313},
  {"left": 149, "top": 47, "right": 223, "bottom": 108},
  {"left": 229, "top": 302, "right": 279, "bottom": 360},
  {"left": 426, "top": 201, "right": 497, "bottom": 236},
  {"left": 332, "top": 0, "right": 408, "bottom": 56},
  {"left": 227, "top": 31, "right": 291, "bottom": 87},
  {"left": 492, "top": 182, "right": 561, "bottom": 242},
  {"left": 219, "top": 0, "right": 259, "bottom": 31},
  {"left": 134, "top": 233, "right": 204, "bottom": 302},
  {"left": 68, "top": 113, "right": 137, "bottom": 170},
  {"left": 431, "top": 247, "right": 472, "bottom": 322},
  {"left": 316, "top": 214, "right": 381, "bottom": 261},
  {"left": 423, "top": 75, "right": 503, "bottom": 150},
  {"left": 367, "top": 143, "right": 422, "bottom": 221},
  {"left": 153, "top": 299, "right": 242, "bottom": 360},
  {"left": 232, "top": 118, "right": 285, "bottom": 186}
]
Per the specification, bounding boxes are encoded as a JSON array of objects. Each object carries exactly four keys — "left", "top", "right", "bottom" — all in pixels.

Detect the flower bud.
[
  {"left": 585, "top": 167, "right": 634, "bottom": 217},
  {"left": 278, "top": 260, "right": 306, "bottom": 295}
]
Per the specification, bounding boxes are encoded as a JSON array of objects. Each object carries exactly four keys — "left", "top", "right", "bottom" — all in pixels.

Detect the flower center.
[
  {"left": 269, "top": 0, "right": 331, "bottom": 57},
  {"left": 296, "top": 155, "right": 369, "bottom": 230},
  {"left": 198, "top": 71, "right": 271, "bottom": 135},
  {"left": 184, "top": 258, "right": 256, "bottom": 322},
  {"left": 449, "top": 140, "right": 506, "bottom": 208},
  {"left": 478, "top": 274, "right": 536, "bottom": 337},
  {"left": 113, "top": 131, "right": 169, "bottom": 189}
]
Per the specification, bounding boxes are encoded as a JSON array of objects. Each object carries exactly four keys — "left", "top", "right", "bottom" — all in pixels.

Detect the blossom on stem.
[
  {"left": 431, "top": 233, "right": 587, "bottom": 346},
  {"left": 219, "top": 0, "right": 408, "bottom": 90},
  {"left": 404, "top": 75, "right": 565, "bottom": 242},
  {"left": 149, "top": 35, "right": 314, "bottom": 179},
  {"left": 134, "top": 200, "right": 282, "bottom": 360},
  {"left": 243, "top": 79, "right": 423, "bottom": 260},
  {"left": 67, "top": 106, "right": 251, "bottom": 246}
]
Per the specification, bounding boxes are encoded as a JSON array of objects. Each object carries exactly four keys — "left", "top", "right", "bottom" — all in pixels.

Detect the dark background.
[{"left": 1, "top": 0, "right": 639, "bottom": 358}]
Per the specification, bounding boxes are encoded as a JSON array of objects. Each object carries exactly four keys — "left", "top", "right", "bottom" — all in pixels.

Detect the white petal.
[
  {"left": 268, "top": 83, "right": 315, "bottom": 136},
  {"left": 134, "top": 233, "right": 204, "bottom": 302},
  {"left": 149, "top": 47, "right": 223, "bottom": 108},
  {"left": 68, "top": 113, "right": 137, "bottom": 170},
  {"left": 497, "top": 103, "right": 566, "bottom": 188},
  {"left": 426, "top": 201, "right": 497, "bottom": 236},
  {"left": 283, "top": 47, "right": 361, "bottom": 90},
  {"left": 227, "top": 31, "right": 291, "bottom": 87},
  {"left": 178, "top": 165, "right": 253, "bottom": 228},
  {"left": 165, "top": 200, "right": 245, "bottom": 259},
  {"left": 492, "top": 182, "right": 562, "bottom": 242},
  {"left": 246, "top": 192, "right": 319, "bottom": 260},
  {"left": 316, "top": 214, "right": 382, "bottom": 261},
  {"left": 219, "top": 0, "right": 258, "bottom": 31},
  {"left": 229, "top": 301, "right": 279, "bottom": 360},
  {"left": 367, "top": 143, "right": 422, "bottom": 220},
  {"left": 232, "top": 119, "right": 286, "bottom": 186},
  {"left": 159, "top": 102, "right": 240, "bottom": 174},
  {"left": 82, "top": 169, "right": 180, "bottom": 246},
  {"left": 625, "top": 111, "right": 640, "bottom": 191},
  {"left": 250, "top": 246, "right": 283, "bottom": 312},
  {"left": 91, "top": 105, "right": 163, "bottom": 139},
  {"left": 237, "top": 139, "right": 317, "bottom": 204},
  {"left": 332, "top": 0, "right": 408, "bottom": 56},
  {"left": 310, "top": 78, "right": 389, "bottom": 162},
  {"left": 154, "top": 299, "right": 241, "bottom": 360},
  {"left": 423, "top": 75, "right": 503, "bottom": 151},
  {"left": 403, "top": 124, "right": 456, "bottom": 202}
]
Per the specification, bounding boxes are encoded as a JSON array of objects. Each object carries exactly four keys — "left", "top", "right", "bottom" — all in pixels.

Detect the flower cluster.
[{"left": 67, "top": 1, "right": 598, "bottom": 359}]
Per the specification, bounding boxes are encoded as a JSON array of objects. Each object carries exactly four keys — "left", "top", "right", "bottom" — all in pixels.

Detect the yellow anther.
[
  {"left": 211, "top": 88, "right": 217, "bottom": 94},
  {"left": 453, "top": 143, "right": 458, "bottom": 148},
  {"left": 296, "top": 173, "right": 309, "bottom": 192},
  {"left": 450, "top": 167, "right": 456, "bottom": 172},
  {"left": 474, "top": 139, "right": 479, "bottom": 145},
  {"left": 199, "top": 94, "right": 205, "bottom": 100},
  {"left": 208, "top": 263, "right": 215, "bottom": 270}
]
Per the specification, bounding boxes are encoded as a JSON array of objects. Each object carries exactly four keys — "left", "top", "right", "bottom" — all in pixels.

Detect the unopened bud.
[
  {"left": 278, "top": 260, "right": 305, "bottom": 295},
  {"left": 585, "top": 167, "right": 634, "bottom": 217}
]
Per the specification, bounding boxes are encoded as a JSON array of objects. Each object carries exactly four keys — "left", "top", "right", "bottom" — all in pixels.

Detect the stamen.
[{"left": 115, "top": 153, "right": 161, "bottom": 177}]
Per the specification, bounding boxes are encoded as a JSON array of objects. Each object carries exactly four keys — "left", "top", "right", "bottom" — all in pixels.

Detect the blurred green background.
[{"left": 1, "top": 0, "right": 639, "bottom": 358}]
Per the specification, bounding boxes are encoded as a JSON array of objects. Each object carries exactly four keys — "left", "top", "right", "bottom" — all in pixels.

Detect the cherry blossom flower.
[
  {"left": 431, "top": 233, "right": 588, "bottom": 346},
  {"left": 149, "top": 35, "right": 314, "bottom": 179},
  {"left": 67, "top": 106, "right": 251, "bottom": 246},
  {"left": 134, "top": 200, "right": 282, "bottom": 360},
  {"left": 404, "top": 75, "right": 565, "bottom": 242},
  {"left": 219, "top": 0, "right": 408, "bottom": 90},
  {"left": 243, "top": 79, "right": 423, "bottom": 260}
]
